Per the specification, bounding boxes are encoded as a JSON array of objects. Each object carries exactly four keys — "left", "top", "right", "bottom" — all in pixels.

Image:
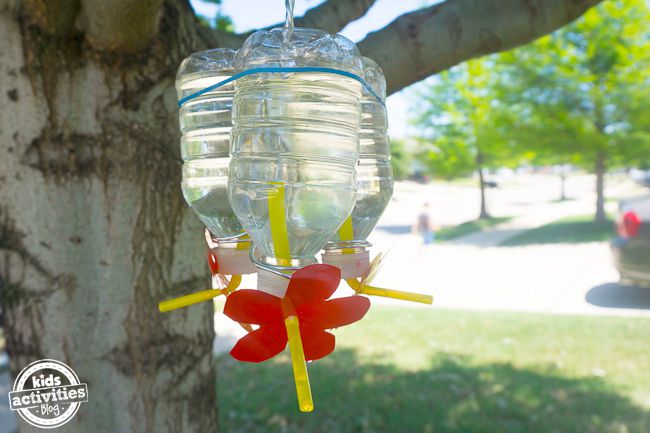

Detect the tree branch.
[
  {"left": 293, "top": 0, "right": 377, "bottom": 34},
  {"left": 79, "top": 0, "right": 163, "bottom": 52},
  {"left": 358, "top": 0, "right": 603, "bottom": 95},
  {"left": 216, "top": 0, "right": 378, "bottom": 49},
  {"left": 21, "top": 0, "right": 80, "bottom": 35}
]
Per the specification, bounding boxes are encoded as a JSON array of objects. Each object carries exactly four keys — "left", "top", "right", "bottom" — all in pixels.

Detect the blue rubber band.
[{"left": 177, "top": 66, "right": 384, "bottom": 107}]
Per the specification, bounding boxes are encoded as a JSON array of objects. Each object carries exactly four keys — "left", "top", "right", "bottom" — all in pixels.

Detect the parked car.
[
  {"left": 629, "top": 169, "right": 650, "bottom": 187},
  {"left": 611, "top": 195, "right": 650, "bottom": 287}
]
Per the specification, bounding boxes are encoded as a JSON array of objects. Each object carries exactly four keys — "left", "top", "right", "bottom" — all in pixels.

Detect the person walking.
[{"left": 413, "top": 203, "right": 436, "bottom": 246}]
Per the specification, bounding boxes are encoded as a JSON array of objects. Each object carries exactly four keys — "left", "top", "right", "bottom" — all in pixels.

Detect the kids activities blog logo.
[{"left": 8, "top": 359, "right": 88, "bottom": 429}]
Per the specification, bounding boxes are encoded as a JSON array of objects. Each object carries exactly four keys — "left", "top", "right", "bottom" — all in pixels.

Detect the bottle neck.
[
  {"left": 211, "top": 245, "right": 256, "bottom": 275},
  {"left": 257, "top": 269, "right": 291, "bottom": 297}
]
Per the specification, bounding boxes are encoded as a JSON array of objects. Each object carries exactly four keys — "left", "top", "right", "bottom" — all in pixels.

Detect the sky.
[{"left": 190, "top": 0, "right": 438, "bottom": 138}]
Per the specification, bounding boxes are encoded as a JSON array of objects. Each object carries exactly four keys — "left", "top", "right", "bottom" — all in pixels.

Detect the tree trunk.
[
  {"left": 0, "top": 4, "right": 218, "bottom": 433},
  {"left": 476, "top": 154, "right": 489, "bottom": 219},
  {"left": 559, "top": 169, "right": 567, "bottom": 201},
  {"left": 478, "top": 170, "right": 489, "bottom": 219},
  {"left": 594, "top": 151, "right": 607, "bottom": 223}
]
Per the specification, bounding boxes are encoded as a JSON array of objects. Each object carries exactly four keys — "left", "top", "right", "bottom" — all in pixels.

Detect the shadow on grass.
[
  {"left": 436, "top": 217, "right": 512, "bottom": 242},
  {"left": 374, "top": 225, "right": 411, "bottom": 235},
  {"left": 217, "top": 349, "right": 648, "bottom": 433},
  {"left": 375, "top": 218, "right": 512, "bottom": 241},
  {"left": 500, "top": 216, "right": 614, "bottom": 246},
  {"left": 586, "top": 282, "right": 650, "bottom": 310}
]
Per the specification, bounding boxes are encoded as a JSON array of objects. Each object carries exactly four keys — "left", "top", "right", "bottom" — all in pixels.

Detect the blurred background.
[
  {"left": 2, "top": 0, "right": 649, "bottom": 432},
  {"left": 211, "top": 1, "right": 650, "bottom": 431}
]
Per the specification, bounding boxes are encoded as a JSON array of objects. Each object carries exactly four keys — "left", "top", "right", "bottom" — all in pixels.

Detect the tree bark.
[
  {"left": 595, "top": 151, "right": 607, "bottom": 223},
  {"left": 0, "top": 2, "right": 220, "bottom": 433}
]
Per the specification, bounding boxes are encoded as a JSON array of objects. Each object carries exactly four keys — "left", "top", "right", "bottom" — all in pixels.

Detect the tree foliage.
[
  {"left": 495, "top": 0, "right": 650, "bottom": 220},
  {"left": 496, "top": 0, "right": 650, "bottom": 164},
  {"left": 389, "top": 138, "right": 413, "bottom": 180},
  {"left": 413, "top": 60, "right": 519, "bottom": 177},
  {"left": 410, "top": 0, "right": 650, "bottom": 220},
  {"left": 411, "top": 58, "right": 524, "bottom": 217}
]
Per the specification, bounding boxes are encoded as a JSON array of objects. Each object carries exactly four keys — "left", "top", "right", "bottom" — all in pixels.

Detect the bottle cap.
[
  {"left": 236, "top": 27, "right": 363, "bottom": 75},
  {"left": 321, "top": 250, "right": 370, "bottom": 279},
  {"left": 213, "top": 246, "right": 256, "bottom": 275}
]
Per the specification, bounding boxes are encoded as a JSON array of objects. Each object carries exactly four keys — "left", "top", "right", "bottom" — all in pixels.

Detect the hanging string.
[
  {"left": 285, "top": 0, "right": 295, "bottom": 28},
  {"left": 178, "top": 66, "right": 385, "bottom": 107}
]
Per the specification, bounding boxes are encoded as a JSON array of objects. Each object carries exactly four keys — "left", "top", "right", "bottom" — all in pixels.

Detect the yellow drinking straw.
[
  {"left": 268, "top": 181, "right": 314, "bottom": 412},
  {"left": 235, "top": 237, "right": 250, "bottom": 250},
  {"left": 268, "top": 182, "right": 292, "bottom": 267},
  {"left": 339, "top": 218, "right": 433, "bottom": 305},
  {"left": 346, "top": 278, "right": 433, "bottom": 305},
  {"left": 158, "top": 274, "right": 242, "bottom": 312},
  {"left": 338, "top": 216, "right": 355, "bottom": 254},
  {"left": 285, "top": 314, "right": 314, "bottom": 412}
]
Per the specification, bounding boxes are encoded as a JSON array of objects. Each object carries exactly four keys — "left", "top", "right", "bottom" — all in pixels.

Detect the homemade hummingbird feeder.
[{"left": 159, "top": 1, "right": 432, "bottom": 412}]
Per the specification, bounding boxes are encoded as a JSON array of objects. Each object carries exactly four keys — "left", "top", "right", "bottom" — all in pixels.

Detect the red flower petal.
[
  {"left": 230, "top": 323, "right": 287, "bottom": 363},
  {"left": 285, "top": 264, "right": 341, "bottom": 308},
  {"left": 300, "top": 296, "right": 371, "bottom": 330},
  {"left": 224, "top": 290, "right": 283, "bottom": 325},
  {"left": 300, "top": 326, "right": 335, "bottom": 361}
]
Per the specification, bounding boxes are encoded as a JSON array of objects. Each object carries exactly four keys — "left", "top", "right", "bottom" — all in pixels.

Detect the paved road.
[
  {"left": 368, "top": 237, "right": 650, "bottom": 317},
  {"left": 366, "top": 174, "right": 650, "bottom": 316}
]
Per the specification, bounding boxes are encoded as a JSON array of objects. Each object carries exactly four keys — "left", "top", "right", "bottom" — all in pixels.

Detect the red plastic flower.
[
  {"left": 207, "top": 249, "right": 220, "bottom": 275},
  {"left": 223, "top": 264, "right": 370, "bottom": 363}
]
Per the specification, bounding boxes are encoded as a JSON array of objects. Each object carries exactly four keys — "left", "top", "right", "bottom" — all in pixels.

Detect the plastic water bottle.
[
  {"left": 322, "top": 57, "right": 394, "bottom": 279},
  {"left": 228, "top": 27, "right": 364, "bottom": 295},
  {"left": 176, "top": 48, "right": 254, "bottom": 275}
]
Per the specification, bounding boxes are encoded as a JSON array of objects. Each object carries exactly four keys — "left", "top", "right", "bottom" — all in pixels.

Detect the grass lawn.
[
  {"left": 436, "top": 216, "right": 512, "bottom": 241},
  {"left": 217, "top": 307, "right": 650, "bottom": 433},
  {"left": 501, "top": 214, "right": 614, "bottom": 246}
]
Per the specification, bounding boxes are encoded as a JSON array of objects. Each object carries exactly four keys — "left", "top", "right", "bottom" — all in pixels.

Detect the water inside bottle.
[
  {"left": 229, "top": 73, "right": 360, "bottom": 262},
  {"left": 340, "top": 161, "right": 393, "bottom": 241},
  {"left": 182, "top": 157, "right": 245, "bottom": 238},
  {"left": 329, "top": 56, "right": 393, "bottom": 243},
  {"left": 228, "top": 27, "right": 364, "bottom": 264},
  {"left": 176, "top": 50, "right": 245, "bottom": 239}
]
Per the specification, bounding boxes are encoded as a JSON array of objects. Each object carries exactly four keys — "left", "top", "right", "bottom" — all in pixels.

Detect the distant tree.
[
  {"left": 494, "top": 0, "right": 650, "bottom": 222},
  {"left": 489, "top": 94, "right": 583, "bottom": 201},
  {"left": 412, "top": 59, "right": 522, "bottom": 219},
  {"left": 389, "top": 138, "right": 413, "bottom": 180},
  {"left": 195, "top": 0, "right": 235, "bottom": 32}
]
